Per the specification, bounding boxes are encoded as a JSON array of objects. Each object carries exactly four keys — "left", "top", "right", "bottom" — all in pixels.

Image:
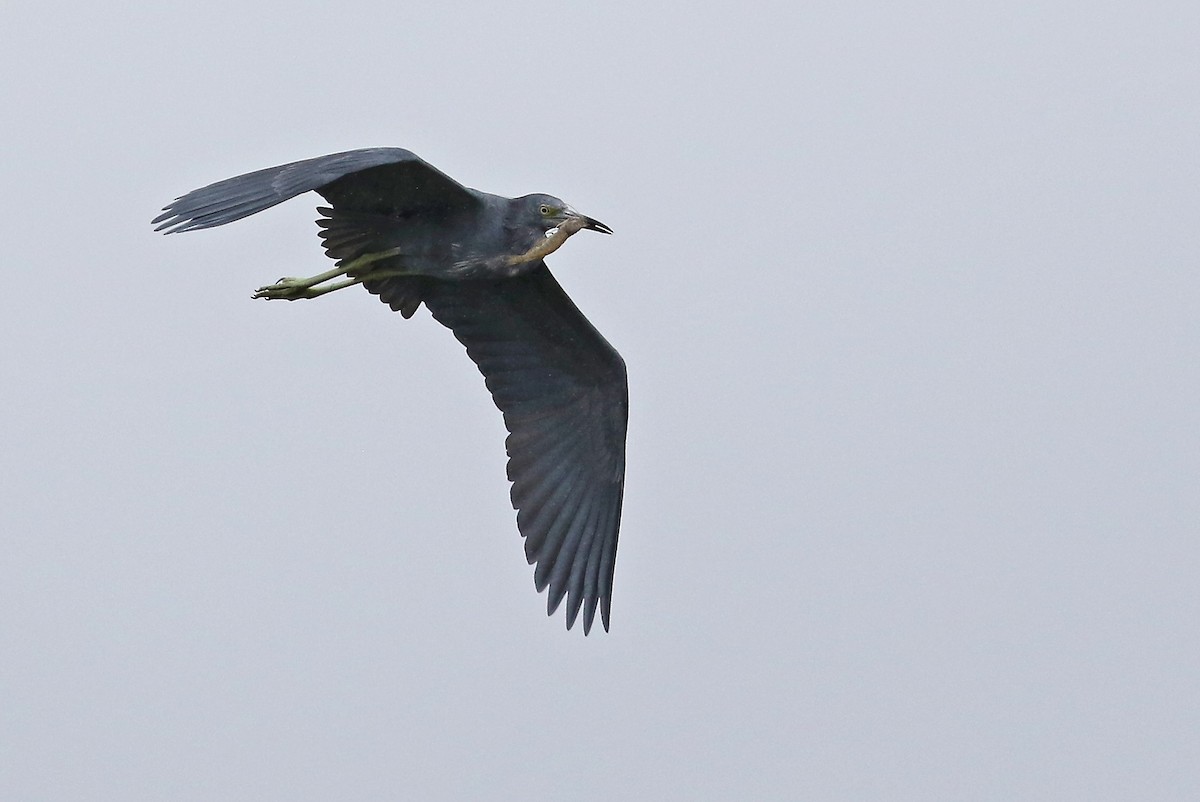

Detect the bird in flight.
[{"left": 153, "top": 147, "right": 627, "bottom": 634}]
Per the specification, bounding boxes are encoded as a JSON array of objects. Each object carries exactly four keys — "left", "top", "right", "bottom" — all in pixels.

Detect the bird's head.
[
  {"left": 525, "top": 194, "right": 613, "bottom": 236},
  {"left": 506, "top": 194, "right": 612, "bottom": 266}
]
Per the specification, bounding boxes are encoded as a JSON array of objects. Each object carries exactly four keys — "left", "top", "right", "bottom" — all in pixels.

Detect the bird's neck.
[{"left": 506, "top": 216, "right": 585, "bottom": 267}]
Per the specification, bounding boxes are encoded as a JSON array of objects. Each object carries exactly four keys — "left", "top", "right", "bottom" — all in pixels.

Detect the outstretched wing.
[
  {"left": 369, "top": 265, "right": 628, "bottom": 633},
  {"left": 152, "top": 147, "right": 480, "bottom": 234}
]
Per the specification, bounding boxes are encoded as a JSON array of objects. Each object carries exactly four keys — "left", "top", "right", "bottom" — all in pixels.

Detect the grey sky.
[{"left": 3, "top": 2, "right": 1198, "bottom": 799}]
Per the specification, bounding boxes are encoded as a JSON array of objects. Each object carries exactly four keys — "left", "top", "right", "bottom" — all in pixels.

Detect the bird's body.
[{"left": 154, "top": 148, "right": 626, "bottom": 634}]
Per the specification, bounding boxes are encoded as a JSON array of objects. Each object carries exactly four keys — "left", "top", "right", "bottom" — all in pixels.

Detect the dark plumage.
[{"left": 154, "top": 148, "right": 627, "bottom": 633}]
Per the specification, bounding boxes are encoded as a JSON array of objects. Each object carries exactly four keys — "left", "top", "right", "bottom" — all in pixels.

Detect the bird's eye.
[{"left": 539, "top": 205, "right": 551, "bottom": 216}]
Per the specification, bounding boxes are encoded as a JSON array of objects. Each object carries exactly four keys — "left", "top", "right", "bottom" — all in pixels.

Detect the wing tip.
[{"left": 546, "top": 585, "right": 609, "bottom": 635}]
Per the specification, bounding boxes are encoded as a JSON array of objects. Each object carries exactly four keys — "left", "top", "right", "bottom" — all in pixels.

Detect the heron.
[{"left": 153, "top": 147, "right": 627, "bottom": 634}]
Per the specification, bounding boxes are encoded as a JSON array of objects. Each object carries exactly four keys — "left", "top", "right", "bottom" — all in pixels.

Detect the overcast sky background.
[{"left": 2, "top": 2, "right": 1197, "bottom": 799}]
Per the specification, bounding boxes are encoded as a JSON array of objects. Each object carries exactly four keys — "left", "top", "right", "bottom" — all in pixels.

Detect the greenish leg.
[{"left": 252, "top": 248, "right": 407, "bottom": 301}]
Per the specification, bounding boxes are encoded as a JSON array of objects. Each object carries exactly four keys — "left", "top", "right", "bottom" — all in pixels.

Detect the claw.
[{"left": 253, "top": 277, "right": 317, "bottom": 301}]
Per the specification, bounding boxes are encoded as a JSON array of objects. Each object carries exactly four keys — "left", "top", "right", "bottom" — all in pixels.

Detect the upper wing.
[
  {"left": 370, "top": 265, "right": 628, "bottom": 633},
  {"left": 152, "top": 147, "right": 480, "bottom": 234}
]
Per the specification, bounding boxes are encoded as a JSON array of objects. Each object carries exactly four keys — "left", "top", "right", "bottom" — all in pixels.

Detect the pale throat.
[{"left": 506, "top": 216, "right": 587, "bottom": 266}]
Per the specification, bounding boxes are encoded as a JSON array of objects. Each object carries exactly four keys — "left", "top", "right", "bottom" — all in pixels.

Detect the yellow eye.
[{"left": 539, "top": 205, "right": 551, "bottom": 216}]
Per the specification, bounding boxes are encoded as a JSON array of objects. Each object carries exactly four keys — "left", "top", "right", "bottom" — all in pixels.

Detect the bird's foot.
[
  {"left": 251, "top": 255, "right": 403, "bottom": 301},
  {"left": 252, "top": 277, "right": 322, "bottom": 301}
]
